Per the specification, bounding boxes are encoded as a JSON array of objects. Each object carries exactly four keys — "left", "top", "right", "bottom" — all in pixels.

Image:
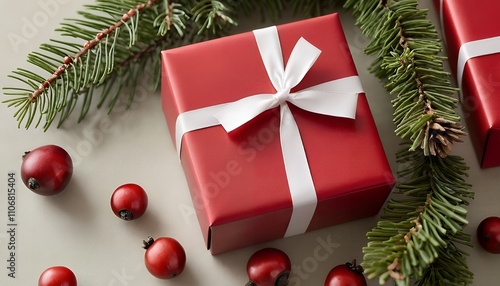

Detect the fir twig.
[
  {"left": 2, "top": 0, "right": 237, "bottom": 130},
  {"left": 343, "top": 0, "right": 473, "bottom": 285},
  {"left": 30, "top": 1, "right": 156, "bottom": 104},
  {"left": 3, "top": 0, "right": 165, "bottom": 130},
  {"left": 192, "top": 0, "right": 237, "bottom": 34}
]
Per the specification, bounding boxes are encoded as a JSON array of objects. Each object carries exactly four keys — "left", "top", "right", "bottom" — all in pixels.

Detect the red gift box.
[
  {"left": 161, "top": 13, "right": 395, "bottom": 254},
  {"left": 436, "top": 0, "right": 500, "bottom": 168}
]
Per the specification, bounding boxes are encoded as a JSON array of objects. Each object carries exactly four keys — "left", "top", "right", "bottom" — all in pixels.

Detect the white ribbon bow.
[{"left": 175, "top": 26, "right": 364, "bottom": 237}]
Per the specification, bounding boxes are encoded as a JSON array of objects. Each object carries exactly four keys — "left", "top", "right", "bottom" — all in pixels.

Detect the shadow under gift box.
[
  {"left": 161, "top": 13, "right": 395, "bottom": 254},
  {"left": 436, "top": 0, "right": 500, "bottom": 168}
]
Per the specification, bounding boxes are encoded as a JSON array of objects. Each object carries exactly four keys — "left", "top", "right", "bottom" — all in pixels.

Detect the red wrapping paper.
[
  {"left": 436, "top": 0, "right": 500, "bottom": 168},
  {"left": 161, "top": 13, "right": 395, "bottom": 254}
]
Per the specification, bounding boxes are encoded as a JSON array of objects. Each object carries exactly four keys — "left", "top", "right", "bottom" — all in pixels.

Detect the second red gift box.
[{"left": 436, "top": 0, "right": 500, "bottom": 168}]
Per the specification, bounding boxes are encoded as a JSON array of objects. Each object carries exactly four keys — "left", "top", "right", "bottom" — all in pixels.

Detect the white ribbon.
[{"left": 175, "top": 26, "right": 364, "bottom": 237}]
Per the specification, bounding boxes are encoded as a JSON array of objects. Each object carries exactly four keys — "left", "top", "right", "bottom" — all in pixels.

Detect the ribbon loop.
[
  {"left": 214, "top": 30, "right": 323, "bottom": 133},
  {"left": 282, "top": 37, "right": 322, "bottom": 90},
  {"left": 253, "top": 27, "right": 285, "bottom": 90}
]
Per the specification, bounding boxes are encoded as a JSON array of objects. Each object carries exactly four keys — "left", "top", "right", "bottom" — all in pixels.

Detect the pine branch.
[
  {"left": 2, "top": 0, "right": 239, "bottom": 130},
  {"left": 343, "top": 0, "right": 473, "bottom": 285},
  {"left": 3, "top": 0, "right": 165, "bottom": 130},
  {"left": 363, "top": 146, "right": 473, "bottom": 285}
]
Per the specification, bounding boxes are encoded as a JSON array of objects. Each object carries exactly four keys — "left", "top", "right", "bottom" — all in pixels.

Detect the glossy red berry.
[
  {"left": 21, "top": 145, "right": 73, "bottom": 196},
  {"left": 143, "top": 236, "right": 186, "bottom": 279},
  {"left": 246, "top": 248, "right": 291, "bottom": 286},
  {"left": 38, "top": 266, "right": 77, "bottom": 286},
  {"left": 110, "top": 183, "right": 148, "bottom": 220},
  {"left": 324, "top": 260, "right": 367, "bottom": 286},
  {"left": 477, "top": 216, "right": 500, "bottom": 254}
]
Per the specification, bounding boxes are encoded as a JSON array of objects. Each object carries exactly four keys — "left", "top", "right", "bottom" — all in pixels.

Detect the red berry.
[
  {"left": 324, "top": 260, "right": 367, "bottom": 286},
  {"left": 38, "top": 266, "right": 77, "bottom": 286},
  {"left": 477, "top": 216, "right": 500, "bottom": 254},
  {"left": 143, "top": 236, "right": 186, "bottom": 279},
  {"left": 21, "top": 145, "right": 73, "bottom": 196},
  {"left": 110, "top": 183, "right": 148, "bottom": 220},
  {"left": 246, "top": 248, "right": 291, "bottom": 286}
]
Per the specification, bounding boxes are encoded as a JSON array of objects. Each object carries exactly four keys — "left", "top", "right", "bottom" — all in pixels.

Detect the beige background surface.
[{"left": 1, "top": 1, "right": 499, "bottom": 285}]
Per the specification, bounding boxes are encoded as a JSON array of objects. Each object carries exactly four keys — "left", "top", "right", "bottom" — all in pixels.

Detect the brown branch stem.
[
  {"left": 29, "top": 0, "right": 160, "bottom": 102},
  {"left": 397, "top": 23, "right": 429, "bottom": 108}
]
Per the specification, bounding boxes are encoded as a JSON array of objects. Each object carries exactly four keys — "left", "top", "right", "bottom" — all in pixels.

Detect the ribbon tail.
[
  {"left": 279, "top": 104, "right": 318, "bottom": 237},
  {"left": 253, "top": 26, "right": 285, "bottom": 90},
  {"left": 214, "top": 93, "right": 276, "bottom": 132},
  {"left": 289, "top": 90, "right": 358, "bottom": 119},
  {"left": 288, "top": 76, "right": 362, "bottom": 119},
  {"left": 175, "top": 104, "right": 227, "bottom": 159}
]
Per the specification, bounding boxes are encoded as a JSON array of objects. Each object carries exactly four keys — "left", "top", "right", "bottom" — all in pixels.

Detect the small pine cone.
[{"left": 422, "top": 117, "right": 467, "bottom": 158}]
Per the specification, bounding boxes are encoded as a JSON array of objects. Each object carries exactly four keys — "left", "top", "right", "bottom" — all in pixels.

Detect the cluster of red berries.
[
  {"left": 21, "top": 145, "right": 500, "bottom": 285},
  {"left": 21, "top": 145, "right": 185, "bottom": 285},
  {"left": 245, "top": 248, "right": 367, "bottom": 286},
  {"left": 21, "top": 144, "right": 368, "bottom": 286}
]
